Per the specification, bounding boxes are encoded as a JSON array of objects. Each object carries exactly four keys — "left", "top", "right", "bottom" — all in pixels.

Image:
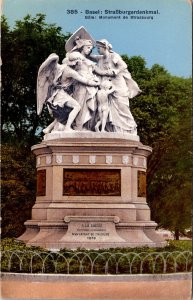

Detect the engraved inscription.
[
  {"left": 37, "top": 169, "right": 46, "bottom": 196},
  {"left": 63, "top": 169, "right": 121, "bottom": 196},
  {"left": 71, "top": 223, "right": 109, "bottom": 240},
  {"left": 138, "top": 171, "right": 146, "bottom": 197}
]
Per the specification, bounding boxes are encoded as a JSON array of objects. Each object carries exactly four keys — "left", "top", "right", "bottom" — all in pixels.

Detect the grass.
[{"left": 165, "top": 240, "right": 192, "bottom": 251}]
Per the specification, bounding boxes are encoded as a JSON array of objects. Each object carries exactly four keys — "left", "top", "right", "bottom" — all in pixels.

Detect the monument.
[{"left": 19, "top": 27, "right": 165, "bottom": 249}]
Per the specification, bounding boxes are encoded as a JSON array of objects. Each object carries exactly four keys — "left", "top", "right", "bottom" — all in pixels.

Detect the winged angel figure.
[{"left": 37, "top": 51, "right": 99, "bottom": 134}]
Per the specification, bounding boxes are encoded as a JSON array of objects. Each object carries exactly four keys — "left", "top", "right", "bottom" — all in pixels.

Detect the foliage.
[
  {"left": 1, "top": 144, "right": 36, "bottom": 238},
  {"left": 144, "top": 76, "right": 192, "bottom": 237},
  {"left": 1, "top": 238, "right": 192, "bottom": 274},
  {"left": 1, "top": 238, "right": 191, "bottom": 253},
  {"left": 0, "top": 238, "right": 44, "bottom": 252},
  {"left": 1, "top": 14, "right": 69, "bottom": 237},
  {"left": 1, "top": 14, "right": 70, "bottom": 145},
  {"left": 164, "top": 240, "right": 192, "bottom": 252},
  {"left": 122, "top": 56, "right": 192, "bottom": 238}
]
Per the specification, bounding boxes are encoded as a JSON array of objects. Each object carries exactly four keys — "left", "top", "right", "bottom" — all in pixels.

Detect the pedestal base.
[
  {"left": 19, "top": 219, "right": 165, "bottom": 250},
  {"left": 19, "top": 133, "right": 165, "bottom": 250}
]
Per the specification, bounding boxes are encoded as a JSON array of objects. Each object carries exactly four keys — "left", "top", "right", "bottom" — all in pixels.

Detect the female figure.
[{"left": 91, "top": 39, "right": 141, "bottom": 134}]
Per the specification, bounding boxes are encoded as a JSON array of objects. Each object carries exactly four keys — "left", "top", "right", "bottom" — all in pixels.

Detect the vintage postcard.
[{"left": 1, "top": 0, "right": 192, "bottom": 299}]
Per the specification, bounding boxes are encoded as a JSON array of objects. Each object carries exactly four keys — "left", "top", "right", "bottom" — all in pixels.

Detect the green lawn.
[{"left": 166, "top": 240, "right": 192, "bottom": 251}]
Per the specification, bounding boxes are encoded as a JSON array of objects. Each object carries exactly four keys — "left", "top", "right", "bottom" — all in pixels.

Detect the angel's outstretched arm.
[{"left": 64, "top": 67, "right": 99, "bottom": 87}]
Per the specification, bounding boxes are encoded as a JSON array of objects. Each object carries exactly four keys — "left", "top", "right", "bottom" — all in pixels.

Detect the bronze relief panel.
[
  {"left": 37, "top": 169, "right": 46, "bottom": 196},
  {"left": 63, "top": 169, "right": 121, "bottom": 196}
]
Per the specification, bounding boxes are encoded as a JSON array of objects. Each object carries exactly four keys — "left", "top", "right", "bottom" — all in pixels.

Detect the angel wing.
[{"left": 37, "top": 53, "right": 59, "bottom": 115}]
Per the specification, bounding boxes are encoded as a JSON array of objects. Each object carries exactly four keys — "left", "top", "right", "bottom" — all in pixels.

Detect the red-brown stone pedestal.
[{"left": 19, "top": 132, "right": 165, "bottom": 250}]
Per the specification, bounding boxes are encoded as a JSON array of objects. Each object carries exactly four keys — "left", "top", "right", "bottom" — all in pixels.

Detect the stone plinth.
[{"left": 19, "top": 132, "right": 165, "bottom": 250}]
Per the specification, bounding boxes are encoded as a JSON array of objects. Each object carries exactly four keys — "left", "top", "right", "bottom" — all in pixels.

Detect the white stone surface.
[
  {"left": 106, "top": 155, "right": 112, "bottom": 164},
  {"left": 37, "top": 157, "right": 41, "bottom": 165},
  {"left": 89, "top": 155, "right": 96, "bottom": 164},
  {"left": 122, "top": 155, "right": 129, "bottom": 165},
  {"left": 143, "top": 158, "right": 147, "bottom": 168},
  {"left": 56, "top": 155, "right": 63, "bottom": 164},
  {"left": 133, "top": 157, "right": 139, "bottom": 166},
  {"left": 38, "top": 27, "right": 141, "bottom": 137},
  {"left": 72, "top": 155, "right": 79, "bottom": 164},
  {"left": 43, "top": 131, "right": 140, "bottom": 142},
  {"left": 46, "top": 156, "right": 52, "bottom": 165}
]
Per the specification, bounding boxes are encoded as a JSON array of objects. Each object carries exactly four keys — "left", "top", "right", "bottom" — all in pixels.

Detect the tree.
[
  {"left": 1, "top": 143, "right": 36, "bottom": 237},
  {"left": 123, "top": 56, "right": 192, "bottom": 237},
  {"left": 122, "top": 55, "right": 151, "bottom": 82},
  {"left": 1, "top": 14, "right": 70, "bottom": 237},
  {"left": 147, "top": 78, "right": 192, "bottom": 239},
  {"left": 1, "top": 14, "right": 70, "bottom": 146}
]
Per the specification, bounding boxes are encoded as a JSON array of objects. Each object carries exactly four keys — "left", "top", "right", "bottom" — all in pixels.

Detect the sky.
[{"left": 2, "top": 0, "right": 192, "bottom": 77}]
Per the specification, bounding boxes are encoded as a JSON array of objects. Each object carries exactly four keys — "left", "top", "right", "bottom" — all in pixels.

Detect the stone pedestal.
[{"left": 19, "top": 132, "right": 165, "bottom": 250}]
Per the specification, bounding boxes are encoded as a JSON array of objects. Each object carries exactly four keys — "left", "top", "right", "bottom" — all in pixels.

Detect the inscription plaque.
[
  {"left": 61, "top": 216, "right": 124, "bottom": 243},
  {"left": 138, "top": 171, "right": 146, "bottom": 197},
  {"left": 37, "top": 169, "right": 46, "bottom": 196},
  {"left": 71, "top": 222, "right": 109, "bottom": 241},
  {"left": 63, "top": 169, "right": 121, "bottom": 196}
]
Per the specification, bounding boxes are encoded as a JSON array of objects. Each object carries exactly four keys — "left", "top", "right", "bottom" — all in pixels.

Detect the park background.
[{"left": 1, "top": 0, "right": 192, "bottom": 243}]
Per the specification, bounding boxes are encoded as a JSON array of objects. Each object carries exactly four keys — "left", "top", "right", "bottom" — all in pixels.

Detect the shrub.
[{"left": 1, "top": 238, "right": 192, "bottom": 274}]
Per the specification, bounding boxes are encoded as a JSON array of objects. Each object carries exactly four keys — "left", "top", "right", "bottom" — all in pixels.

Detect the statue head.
[
  {"left": 100, "top": 79, "right": 112, "bottom": 90},
  {"left": 96, "top": 39, "right": 113, "bottom": 53},
  {"left": 63, "top": 52, "right": 85, "bottom": 66},
  {"left": 71, "top": 37, "right": 93, "bottom": 56}
]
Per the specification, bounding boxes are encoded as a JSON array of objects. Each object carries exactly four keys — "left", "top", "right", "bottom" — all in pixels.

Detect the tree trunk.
[{"left": 174, "top": 228, "right": 180, "bottom": 240}]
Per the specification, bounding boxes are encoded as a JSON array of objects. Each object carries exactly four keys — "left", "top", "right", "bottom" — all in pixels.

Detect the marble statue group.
[{"left": 37, "top": 27, "right": 141, "bottom": 135}]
